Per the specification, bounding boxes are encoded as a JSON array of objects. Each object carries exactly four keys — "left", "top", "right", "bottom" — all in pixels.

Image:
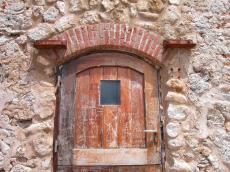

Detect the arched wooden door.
[{"left": 57, "top": 53, "right": 161, "bottom": 172}]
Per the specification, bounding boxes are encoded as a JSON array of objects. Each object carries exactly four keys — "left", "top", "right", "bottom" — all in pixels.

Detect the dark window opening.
[{"left": 100, "top": 80, "right": 120, "bottom": 105}]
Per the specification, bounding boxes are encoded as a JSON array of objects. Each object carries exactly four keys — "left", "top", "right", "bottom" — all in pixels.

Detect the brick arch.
[{"left": 42, "top": 23, "right": 164, "bottom": 66}]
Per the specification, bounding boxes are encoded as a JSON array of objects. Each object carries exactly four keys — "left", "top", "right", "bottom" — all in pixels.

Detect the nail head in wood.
[
  {"left": 163, "top": 39, "right": 196, "bottom": 48},
  {"left": 34, "top": 40, "right": 67, "bottom": 49}
]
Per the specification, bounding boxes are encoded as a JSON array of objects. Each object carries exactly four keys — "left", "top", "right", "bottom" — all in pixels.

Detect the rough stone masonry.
[{"left": 0, "top": 0, "right": 230, "bottom": 171}]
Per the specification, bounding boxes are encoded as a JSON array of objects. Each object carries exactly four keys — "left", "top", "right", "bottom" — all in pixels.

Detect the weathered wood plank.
[
  {"left": 102, "top": 67, "right": 118, "bottom": 148},
  {"left": 117, "top": 68, "right": 132, "bottom": 148},
  {"left": 72, "top": 165, "right": 161, "bottom": 172},
  {"left": 130, "top": 70, "right": 145, "bottom": 148},
  {"left": 72, "top": 148, "right": 160, "bottom": 166},
  {"left": 75, "top": 70, "right": 90, "bottom": 148},
  {"left": 87, "top": 68, "right": 103, "bottom": 148}
]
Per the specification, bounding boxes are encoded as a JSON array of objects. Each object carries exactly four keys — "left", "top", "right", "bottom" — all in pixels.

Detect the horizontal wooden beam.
[
  {"left": 72, "top": 148, "right": 161, "bottom": 166},
  {"left": 34, "top": 40, "right": 67, "bottom": 49},
  {"left": 163, "top": 39, "right": 196, "bottom": 48}
]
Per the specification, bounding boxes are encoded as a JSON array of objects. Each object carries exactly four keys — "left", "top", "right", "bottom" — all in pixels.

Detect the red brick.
[
  {"left": 139, "top": 31, "right": 149, "bottom": 51},
  {"left": 119, "top": 24, "right": 126, "bottom": 46},
  {"left": 67, "top": 29, "right": 80, "bottom": 51},
  {"left": 75, "top": 28, "right": 85, "bottom": 49},
  {"left": 87, "top": 25, "right": 96, "bottom": 46},
  {"left": 108, "top": 23, "right": 114, "bottom": 45},
  {"left": 152, "top": 45, "right": 162, "bottom": 59},
  {"left": 147, "top": 35, "right": 160, "bottom": 55},
  {"left": 134, "top": 28, "right": 144, "bottom": 50},
  {"left": 45, "top": 23, "right": 163, "bottom": 66},
  {"left": 114, "top": 23, "right": 121, "bottom": 46},
  {"left": 81, "top": 25, "right": 90, "bottom": 48}
]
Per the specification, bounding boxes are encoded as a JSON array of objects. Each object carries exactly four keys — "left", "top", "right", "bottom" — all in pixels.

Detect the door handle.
[{"left": 144, "top": 130, "right": 158, "bottom": 145}]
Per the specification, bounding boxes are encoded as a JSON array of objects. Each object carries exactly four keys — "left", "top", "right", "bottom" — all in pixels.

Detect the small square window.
[{"left": 100, "top": 80, "right": 120, "bottom": 105}]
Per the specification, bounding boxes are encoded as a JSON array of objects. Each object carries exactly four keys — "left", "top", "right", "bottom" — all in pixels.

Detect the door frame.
[{"left": 54, "top": 51, "right": 165, "bottom": 172}]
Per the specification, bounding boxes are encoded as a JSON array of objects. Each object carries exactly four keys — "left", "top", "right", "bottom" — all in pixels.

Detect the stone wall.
[{"left": 0, "top": 0, "right": 229, "bottom": 171}]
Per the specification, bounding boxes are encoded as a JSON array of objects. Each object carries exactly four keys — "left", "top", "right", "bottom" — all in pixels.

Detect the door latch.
[{"left": 144, "top": 130, "right": 158, "bottom": 145}]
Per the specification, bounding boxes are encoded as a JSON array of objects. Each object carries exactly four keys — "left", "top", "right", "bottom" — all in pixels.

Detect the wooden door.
[{"left": 57, "top": 53, "right": 161, "bottom": 172}]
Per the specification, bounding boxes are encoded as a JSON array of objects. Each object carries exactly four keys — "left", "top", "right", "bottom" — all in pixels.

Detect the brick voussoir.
[{"left": 48, "top": 23, "right": 163, "bottom": 66}]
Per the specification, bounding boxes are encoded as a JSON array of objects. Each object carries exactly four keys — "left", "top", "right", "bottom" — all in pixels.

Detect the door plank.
[
  {"left": 87, "top": 68, "right": 103, "bottom": 148},
  {"left": 73, "top": 165, "right": 161, "bottom": 172},
  {"left": 117, "top": 68, "right": 132, "bottom": 147},
  {"left": 130, "top": 70, "right": 145, "bottom": 148},
  {"left": 75, "top": 70, "right": 90, "bottom": 148},
  {"left": 102, "top": 67, "right": 119, "bottom": 148},
  {"left": 73, "top": 148, "right": 160, "bottom": 166}
]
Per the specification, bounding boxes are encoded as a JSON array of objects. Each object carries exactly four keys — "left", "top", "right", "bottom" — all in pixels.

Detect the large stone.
[
  {"left": 32, "top": 6, "right": 44, "bottom": 17},
  {"left": 0, "top": 36, "right": 10, "bottom": 46},
  {"left": 0, "top": 13, "right": 33, "bottom": 30},
  {"left": 169, "top": 0, "right": 181, "bottom": 5},
  {"left": 56, "top": 1, "right": 66, "bottom": 15},
  {"left": 168, "top": 104, "right": 189, "bottom": 121},
  {"left": 0, "top": 140, "right": 10, "bottom": 155},
  {"left": 80, "top": 11, "right": 100, "bottom": 24},
  {"left": 214, "top": 132, "right": 230, "bottom": 163},
  {"left": 138, "top": 12, "right": 159, "bottom": 20},
  {"left": 2, "top": 101, "right": 34, "bottom": 121},
  {"left": 168, "top": 137, "right": 185, "bottom": 150},
  {"left": 137, "top": 0, "right": 150, "bottom": 12},
  {"left": 163, "top": 6, "right": 180, "bottom": 24},
  {"left": 5, "top": 2, "right": 25, "bottom": 14},
  {"left": 25, "top": 120, "right": 53, "bottom": 135},
  {"left": 10, "top": 164, "right": 32, "bottom": 172},
  {"left": 166, "top": 122, "right": 181, "bottom": 138},
  {"left": 5, "top": 41, "right": 20, "bottom": 56},
  {"left": 102, "top": 0, "right": 119, "bottom": 12},
  {"left": 54, "top": 15, "right": 74, "bottom": 32},
  {"left": 165, "top": 92, "right": 187, "bottom": 104},
  {"left": 28, "top": 23, "right": 55, "bottom": 41},
  {"left": 89, "top": 0, "right": 102, "bottom": 8},
  {"left": 170, "top": 158, "right": 193, "bottom": 172},
  {"left": 166, "top": 79, "right": 186, "bottom": 93},
  {"left": 43, "top": 7, "right": 59, "bottom": 23},
  {"left": 70, "top": 0, "right": 89, "bottom": 12},
  {"left": 32, "top": 135, "right": 52, "bottom": 156},
  {"left": 210, "top": 0, "right": 230, "bottom": 14},
  {"left": 189, "top": 74, "right": 210, "bottom": 94},
  {"left": 150, "top": 0, "right": 165, "bottom": 12},
  {"left": 129, "top": 4, "right": 138, "bottom": 17},
  {"left": 214, "top": 102, "right": 230, "bottom": 121},
  {"left": 34, "top": 105, "right": 54, "bottom": 119},
  {"left": 207, "top": 108, "right": 225, "bottom": 127}
]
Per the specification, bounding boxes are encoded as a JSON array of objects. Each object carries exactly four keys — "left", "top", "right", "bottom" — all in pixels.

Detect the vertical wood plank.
[
  {"left": 75, "top": 70, "right": 90, "bottom": 148},
  {"left": 87, "top": 68, "right": 103, "bottom": 148},
  {"left": 130, "top": 70, "right": 145, "bottom": 148},
  {"left": 117, "top": 68, "right": 132, "bottom": 147},
  {"left": 103, "top": 67, "right": 118, "bottom": 148}
]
